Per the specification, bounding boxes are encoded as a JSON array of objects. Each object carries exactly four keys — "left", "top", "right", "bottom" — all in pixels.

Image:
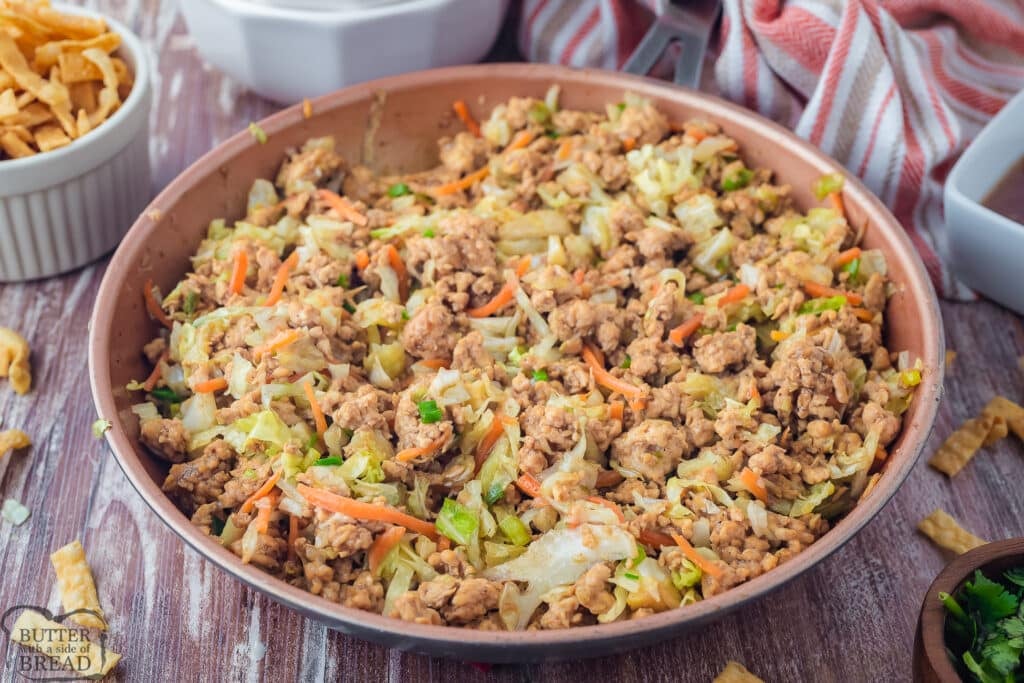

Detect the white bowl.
[
  {"left": 945, "top": 90, "right": 1024, "bottom": 314},
  {"left": 0, "top": 5, "right": 152, "bottom": 283},
  {"left": 178, "top": 0, "right": 509, "bottom": 104}
]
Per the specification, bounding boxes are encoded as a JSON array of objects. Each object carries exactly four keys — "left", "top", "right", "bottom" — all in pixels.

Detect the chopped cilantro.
[
  {"left": 532, "top": 369, "right": 548, "bottom": 382},
  {"left": 620, "top": 355, "right": 631, "bottom": 369},
  {"left": 418, "top": 399, "right": 443, "bottom": 424},
  {"left": 422, "top": 228, "right": 436, "bottom": 238},
  {"left": 942, "top": 568, "right": 1024, "bottom": 681},
  {"left": 387, "top": 182, "right": 411, "bottom": 197}
]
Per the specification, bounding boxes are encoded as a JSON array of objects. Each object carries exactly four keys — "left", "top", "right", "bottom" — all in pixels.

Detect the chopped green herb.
[
  {"left": 941, "top": 568, "right": 1024, "bottom": 682},
  {"left": 620, "top": 355, "right": 631, "bottom": 369},
  {"left": 315, "top": 456, "right": 343, "bottom": 466},
  {"left": 687, "top": 292, "right": 706, "bottom": 304},
  {"left": 544, "top": 129, "right": 560, "bottom": 139},
  {"left": 401, "top": 309, "right": 410, "bottom": 321},
  {"left": 436, "top": 498, "right": 479, "bottom": 547},
  {"left": 247, "top": 122, "right": 267, "bottom": 144},
  {"left": 798, "top": 295, "right": 847, "bottom": 316},
  {"left": 418, "top": 399, "right": 443, "bottom": 424},
  {"left": 422, "top": 228, "right": 436, "bottom": 238},
  {"left": 306, "top": 433, "right": 319, "bottom": 449},
  {"left": 387, "top": 182, "right": 411, "bottom": 198},
  {"left": 722, "top": 167, "right": 753, "bottom": 191},
  {"left": 1006, "top": 569, "right": 1024, "bottom": 589},
  {"left": 343, "top": 302, "right": 356, "bottom": 314},
  {"left": 630, "top": 545, "right": 646, "bottom": 569},
  {"left": 532, "top": 369, "right": 548, "bottom": 382},
  {"left": 183, "top": 291, "right": 199, "bottom": 315},
  {"left": 150, "top": 386, "right": 181, "bottom": 403},
  {"left": 484, "top": 481, "right": 507, "bottom": 505},
  {"left": 623, "top": 571, "right": 640, "bottom": 581},
  {"left": 91, "top": 419, "right": 112, "bottom": 438},
  {"left": 336, "top": 273, "right": 349, "bottom": 288},
  {"left": 843, "top": 257, "right": 861, "bottom": 280},
  {"left": 813, "top": 172, "right": 844, "bottom": 200},
  {"left": 616, "top": 102, "right": 627, "bottom": 111}
]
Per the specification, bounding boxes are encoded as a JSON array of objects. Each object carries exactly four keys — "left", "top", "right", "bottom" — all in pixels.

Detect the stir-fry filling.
[{"left": 134, "top": 90, "right": 921, "bottom": 630}]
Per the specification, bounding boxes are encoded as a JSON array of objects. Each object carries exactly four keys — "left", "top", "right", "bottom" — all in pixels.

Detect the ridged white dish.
[
  {"left": 0, "top": 5, "right": 152, "bottom": 282},
  {"left": 178, "top": 0, "right": 509, "bottom": 104}
]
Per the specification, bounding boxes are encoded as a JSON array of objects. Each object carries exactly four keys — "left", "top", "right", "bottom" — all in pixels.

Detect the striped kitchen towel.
[{"left": 519, "top": 0, "right": 1024, "bottom": 299}]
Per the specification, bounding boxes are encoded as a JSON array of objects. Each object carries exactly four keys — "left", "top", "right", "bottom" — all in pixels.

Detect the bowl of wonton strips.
[
  {"left": 89, "top": 64, "right": 943, "bottom": 661},
  {"left": 0, "top": 1, "right": 151, "bottom": 281}
]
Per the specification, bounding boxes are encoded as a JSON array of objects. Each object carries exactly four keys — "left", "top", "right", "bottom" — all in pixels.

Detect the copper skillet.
[{"left": 88, "top": 63, "right": 943, "bottom": 661}]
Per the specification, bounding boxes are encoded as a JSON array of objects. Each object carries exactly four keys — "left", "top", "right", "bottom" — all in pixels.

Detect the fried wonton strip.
[
  {"left": 714, "top": 661, "right": 765, "bottom": 683},
  {"left": 56, "top": 50, "right": 102, "bottom": 83},
  {"left": 0, "top": 87, "right": 16, "bottom": 117},
  {"left": 4, "top": 0, "right": 108, "bottom": 40},
  {"left": 0, "top": 326, "right": 31, "bottom": 393},
  {"left": 51, "top": 541, "right": 106, "bottom": 630},
  {"left": 0, "top": 129, "right": 32, "bottom": 157},
  {"left": 1, "top": 101, "right": 53, "bottom": 127},
  {"left": 33, "top": 122, "right": 69, "bottom": 151},
  {"left": 927, "top": 413, "right": 1003, "bottom": 477},
  {"left": 81, "top": 47, "right": 118, "bottom": 127},
  {"left": 0, "top": 428, "right": 30, "bottom": 458},
  {"left": 0, "top": 32, "right": 69, "bottom": 112},
  {"left": 9, "top": 610, "right": 120, "bottom": 677},
  {"left": 32, "top": 32, "right": 120, "bottom": 70},
  {"left": 982, "top": 396, "right": 1024, "bottom": 441},
  {"left": 918, "top": 509, "right": 986, "bottom": 555}
]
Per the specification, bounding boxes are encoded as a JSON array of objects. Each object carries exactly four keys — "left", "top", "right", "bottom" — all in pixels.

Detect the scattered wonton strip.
[
  {"left": 928, "top": 413, "right": 1004, "bottom": 477},
  {"left": 0, "top": 327, "right": 31, "bottom": 394},
  {"left": 918, "top": 509, "right": 986, "bottom": 555},
  {"left": 982, "top": 396, "right": 1024, "bottom": 441},
  {"left": 714, "top": 661, "right": 765, "bottom": 683},
  {"left": 0, "top": 428, "right": 30, "bottom": 458},
  {"left": 9, "top": 609, "right": 120, "bottom": 678},
  {"left": 51, "top": 540, "right": 107, "bottom": 630}
]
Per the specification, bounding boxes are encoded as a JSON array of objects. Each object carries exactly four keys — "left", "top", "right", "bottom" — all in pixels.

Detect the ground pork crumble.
[{"left": 134, "top": 88, "right": 921, "bottom": 630}]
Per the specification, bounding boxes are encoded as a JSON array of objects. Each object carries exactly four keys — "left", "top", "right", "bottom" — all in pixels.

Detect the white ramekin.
[
  {"left": 178, "top": 0, "right": 509, "bottom": 104},
  {"left": 0, "top": 5, "right": 152, "bottom": 283}
]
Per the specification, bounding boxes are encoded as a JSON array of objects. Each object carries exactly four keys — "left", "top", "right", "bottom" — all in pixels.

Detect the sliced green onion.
[
  {"left": 387, "top": 182, "right": 411, "bottom": 198},
  {"left": 315, "top": 456, "right": 343, "bottom": 466},
  {"left": 336, "top": 273, "right": 349, "bottom": 288},
  {"left": 798, "top": 295, "right": 847, "bottom": 316},
  {"left": 418, "top": 400, "right": 443, "bottom": 424},
  {"left": 722, "top": 167, "right": 753, "bottom": 191},
  {"left": 813, "top": 172, "right": 844, "bottom": 200},
  {"left": 527, "top": 102, "right": 550, "bottom": 125},
  {"left": 183, "top": 291, "right": 199, "bottom": 315},
  {"left": 343, "top": 302, "right": 356, "bottom": 314},
  {"left": 485, "top": 481, "right": 507, "bottom": 505},
  {"left": 150, "top": 386, "right": 181, "bottom": 403},
  {"left": 620, "top": 355, "right": 631, "bottom": 369},
  {"left": 843, "top": 257, "right": 860, "bottom": 280},
  {"left": 623, "top": 571, "right": 640, "bottom": 581},
  {"left": 422, "top": 228, "right": 436, "bottom": 238},
  {"left": 498, "top": 513, "right": 531, "bottom": 546},
  {"left": 436, "top": 498, "right": 478, "bottom": 547},
  {"left": 248, "top": 122, "right": 267, "bottom": 144},
  {"left": 688, "top": 292, "right": 705, "bottom": 304},
  {"left": 401, "top": 309, "right": 410, "bottom": 321},
  {"left": 532, "top": 369, "right": 548, "bottom": 382}
]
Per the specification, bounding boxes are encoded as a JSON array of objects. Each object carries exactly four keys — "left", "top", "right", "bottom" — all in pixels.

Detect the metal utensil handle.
[{"left": 621, "top": 0, "right": 723, "bottom": 88}]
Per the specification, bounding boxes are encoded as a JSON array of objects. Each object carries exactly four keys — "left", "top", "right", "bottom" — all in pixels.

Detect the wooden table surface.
[{"left": 2, "top": 3, "right": 1023, "bottom": 681}]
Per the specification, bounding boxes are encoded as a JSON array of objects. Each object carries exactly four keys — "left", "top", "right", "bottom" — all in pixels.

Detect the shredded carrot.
[
  {"left": 556, "top": 138, "right": 574, "bottom": 161},
  {"left": 287, "top": 514, "right": 299, "bottom": 562},
  {"left": 515, "top": 473, "right": 543, "bottom": 498},
  {"left": 429, "top": 166, "right": 490, "bottom": 196},
  {"left": 595, "top": 469, "right": 624, "bottom": 489},
  {"left": 514, "top": 256, "right": 531, "bottom": 278},
  {"left": 684, "top": 125, "right": 708, "bottom": 142},
  {"left": 229, "top": 248, "right": 248, "bottom": 295},
  {"left": 143, "top": 278, "right": 172, "bottom": 329},
  {"left": 302, "top": 98, "right": 312, "bottom": 119},
  {"left": 851, "top": 307, "right": 875, "bottom": 322},
  {"left": 739, "top": 467, "right": 768, "bottom": 504},
  {"left": 418, "top": 358, "right": 449, "bottom": 370},
  {"left": 316, "top": 189, "right": 368, "bottom": 227},
  {"left": 452, "top": 99, "right": 480, "bottom": 137},
  {"left": 395, "top": 433, "right": 449, "bottom": 463},
  {"left": 466, "top": 280, "right": 516, "bottom": 318},
  {"left": 384, "top": 244, "right": 409, "bottom": 302},
  {"left": 193, "top": 377, "right": 228, "bottom": 394},
  {"left": 802, "top": 280, "right": 863, "bottom": 306},
  {"left": 622, "top": 136, "right": 637, "bottom": 152},
  {"left": 253, "top": 329, "right": 301, "bottom": 358},
  {"left": 668, "top": 314, "right": 704, "bottom": 346},
  {"left": 828, "top": 191, "right": 845, "bottom": 217},
  {"left": 750, "top": 382, "right": 761, "bottom": 403},
  {"left": 671, "top": 533, "right": 724, "bottom": 579},
  {"left": 769, "top": 329, "right": 790, "bottom": 342},
  {"left": 302, "top": 381, "right": 327, "bottom": 437},
  {"left": 609, "top": 401, "right": 624, "bottom": 421},
  {"left": 573, "top": 268, "right": 586, "bottom": 285},
  {"left": 586, "top": 496, "right": 625, "bottom": 523},
  {"left": 581, "top": 343, "right": 646, "bottom": 408},
  {"left": 240, "top": 470, "right": 282, "bottom": 514},
  {"left": 296, "top": 484, "right": 438, "bottom": 540},
  {"left": 265, "top": 251, "right": 299, "bottom": 307},
  {"left": 368, "top": 526, "right": 407, "bottom": 574},
  {"left": 253, "top": 497, "right": 275, "bottom": 534},
  {"left": 506, "top": 129, "right": 536, "bottom": 151},
  {"left": 437, "top": 536, "right": 452, "bottom": 551},
  {"left": 638, "top": 528, "right": 676, "bottom": 548},
  {"left": 474, "top": 415, "right": 508, "bottom": 472},
  {"left": 717, "top": 283, "right": 751, "bottom": 307},
  {"left": 142, "top": 349, "right": 169, "bottom": 392},
  {"left": 354, "top": 250, "right": 370, "bottom": 270},
  {"left": 834, "top": 247, "right": 861, "bottom": 268}
]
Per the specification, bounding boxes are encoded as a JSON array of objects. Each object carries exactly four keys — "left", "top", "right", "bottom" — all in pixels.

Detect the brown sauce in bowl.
[{"left": 983, "top": 157, "right": 1024, "bottom": 224}]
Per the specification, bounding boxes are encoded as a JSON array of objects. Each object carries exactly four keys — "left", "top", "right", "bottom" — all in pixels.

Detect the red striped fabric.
[{"left": 518, "top": 0, "right": 1024, "bottom": 300}]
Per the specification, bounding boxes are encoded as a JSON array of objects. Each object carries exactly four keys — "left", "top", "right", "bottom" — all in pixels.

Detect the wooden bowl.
[
  {"left": 915, "top": 539, "right": 1024, "bottom": 682},
  {"left": 87, "top": 64, "right": 944, "bottom": 661}
]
